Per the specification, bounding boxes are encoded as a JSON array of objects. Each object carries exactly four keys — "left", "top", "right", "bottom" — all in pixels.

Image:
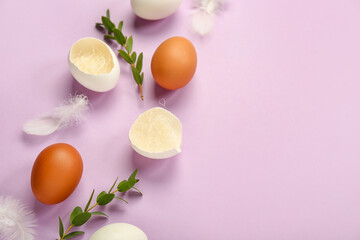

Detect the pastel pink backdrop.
[{"left": 1, "top": 0, "right": 360, "bottom": 239}]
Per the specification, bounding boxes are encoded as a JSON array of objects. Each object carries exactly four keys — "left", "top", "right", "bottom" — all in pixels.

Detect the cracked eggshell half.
[
  {"left": 68, "top": 37, "right": 120, "bottom": 92},
  {"left": 131, "top": 0, "right": 183, "bottom": 20},
  {"left": 89, "top": 223, "right": 148, "bottom": 240},
  {"left": 129, "top": 107, "right": 182, "bottom": 159}
]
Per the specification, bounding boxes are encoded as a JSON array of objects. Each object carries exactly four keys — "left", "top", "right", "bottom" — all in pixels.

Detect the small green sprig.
[
  {"left": 56, "top": 169, "right": 142, "bottom": 240},
  {"left": 96, "top": 9, "right": 144, "bottom": 100}
]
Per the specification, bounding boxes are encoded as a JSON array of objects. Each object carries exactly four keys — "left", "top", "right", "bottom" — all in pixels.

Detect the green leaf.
[
  {"left": 131, "top": 66, "right": 142, "bottom": 86},
  {"left": 104, "top": 34, "right": 115, "bottom": 40},
  {"left": 113, "top": 29, "right": 126, "bottom": 45},
  {"left": 136, "top": 53, "right": 143, "bottom": 72},
  {"left": 97, "top": 193, "right": 115, "bottom": 205},
  {"left": 63, "top": 231, "right": 85, "bottom": 239},
  {"left": 118, "top": 21, "right": 123, "bottom": 31},
  {"left": 106, "top": 9, "right": 110, "bottom": 18},
  {"left": 101, "top": 16, "right": 115, "bottom": 33},
  {"left": 96, "top": 22, "right": 103, "bottom": 26},
  {"left": 128, "top": 178, "right": 137, "bottom": 187},
  {"left": 117, "top": 180, "right": 131, "bottom": 192},
  {"left": 119, "top": 50, "right": 134, "bottom": 64},
  {"left": 128, "top": 169, "right": 138, "bottom": 181},
  {"left": 109, "top": 177, "right": 118, "bottom": 193},
  {"left": 85, "top": 189, "right": 95, "bottom": 212},
  {"left": 72, "top": 212, "right": 91, "bottom": 226},
  {"left": 131, "top": 52, "right": 137, "bottom": 63},
  {"left": 126, "top": 36, "right": 133, "bottom": 53},
  {"left": 58, "top": 217, "right": 64, "bottom": 238},
  {"left": 96, "top": 191, "right": 107, "bottom": 203},
  {"left": 140, "top": 72, "right": 144, "bottom": 85},
  {"left": 91, "top": 211, "right": 109, "bottom": 217},
  {"left": 70, "top": 207, "right": 82, "bottom": 224},
  {"left": 132, "top": 186, "right": 143, "bottom": 195},
  {"left": 115, "top": 197, "right": 128, "bottom": 204}
]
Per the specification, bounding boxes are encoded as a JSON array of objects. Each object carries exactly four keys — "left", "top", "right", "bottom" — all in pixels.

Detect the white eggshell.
[
  {"left": 68, "top": 37, "right": 120, "bottom": 92},
  {"left": 129, "top": 107, "right": 182, "bottom": 159},
  {"left": 131, "top": 0, "right": 183, "bottom": 20},
  {"left": 89, "top": 223, "right": 148, "bottom": 240}
]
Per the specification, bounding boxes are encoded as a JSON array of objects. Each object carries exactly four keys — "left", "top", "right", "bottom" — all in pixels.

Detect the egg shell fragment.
[
  {"left": 68, "top": 37, "right": 120, "bottom": 92},
  {"left": 89, "top": 223, "right": 148, "bottom": 240},
  {"left": 151, "top": 36, "right": 197, "bottom": 90},
  {"left": 131, "top": 0, "right": 183, "bottom": 20},
  {"left": 31, "top": 143, "right": 83, "bottom": 205},
  {"left": 129, "top": 107, "right": 182, "bottom": 159}
]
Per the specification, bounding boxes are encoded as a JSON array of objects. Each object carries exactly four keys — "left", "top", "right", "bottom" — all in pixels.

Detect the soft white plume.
[
  {"left": 192, "top": 0, "right": 227, "bottom": 35},
  {"left": 0, "top": 196, "right": 36, "bottom": 240},
  {"left": 23, "top": 94, "right": 89, "bottom": 136}
]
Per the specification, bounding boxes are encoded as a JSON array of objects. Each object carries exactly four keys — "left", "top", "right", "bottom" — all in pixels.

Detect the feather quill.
[
  {"left": 23, "top": 94, "right": 89, "bottom": 136},
  {"left": 0, "top": 196, "right": 36, "bottom": 240},
  {"left": 192, "top": 0, "right": 227, "bottom": 35}
]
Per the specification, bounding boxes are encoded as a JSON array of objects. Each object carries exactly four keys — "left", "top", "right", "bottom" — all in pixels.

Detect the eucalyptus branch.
[
  {"left": 96, "top": 9, "right": 145, "bottom": 100},
  {"left": 56, "top": 169, "right": 142, "bottom": 240}
]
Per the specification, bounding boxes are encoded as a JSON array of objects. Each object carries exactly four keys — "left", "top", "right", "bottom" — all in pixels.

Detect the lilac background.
[{"left": 1, "top": 0, "right": 360, "bottom": 239}]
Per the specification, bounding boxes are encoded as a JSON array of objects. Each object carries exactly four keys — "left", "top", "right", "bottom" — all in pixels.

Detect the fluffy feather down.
[
  {"left": 192, "top": 0, "right": 227, "bottom": 35},
  {"left": 23, "top": 94, "right": 89, "bottom": 136},
  {"left": 0, "top": 196, "right": 36, "bottom": 240}
]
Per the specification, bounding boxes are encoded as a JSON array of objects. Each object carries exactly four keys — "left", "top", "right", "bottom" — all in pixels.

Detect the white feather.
[
  {"left": 0, "top": 196, "right": 36, "bottom": 240},
  {"left": 192, "top": 0, "right": 227, "bottom": 35},
  {"left": 23, "top": 94, "right": 89, "bottom": 136}
]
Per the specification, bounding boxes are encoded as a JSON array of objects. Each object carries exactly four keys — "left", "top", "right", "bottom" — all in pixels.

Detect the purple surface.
[{"left": 1, "top": 0, "right": 360, "bottom": 239}]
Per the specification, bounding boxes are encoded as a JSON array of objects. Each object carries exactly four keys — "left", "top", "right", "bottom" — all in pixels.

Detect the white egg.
[
  {"left": 68, "top": 37, "right": 120, "bottom": 92},
  {"left": 131, "top": 0, "right": 183, "bottom": 20},
  {"left": 89, "top": 223, "right": 148, "bottom": 240}
]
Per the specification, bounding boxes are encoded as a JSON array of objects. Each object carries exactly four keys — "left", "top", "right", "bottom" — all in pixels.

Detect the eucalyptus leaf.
[
  {"left": 136, "top": 53, "right": 143, "bottom": 72},
  {"left": 131, "top": 66, "right": 142, "bottom": 86},
  {"left": 128, "top": 178, "right": 137, "bottom": 188},
  {"left": 131, "top": 52, "right": 137, "bottom": 62},
  {"left": 70, "top": 207, "right": 82, "bottom": 224},
  {"left": 96, "top": 191, "right": 107, "bottom": 203},
  {"left": 72, "top": 212, "right": 91, "bottom": 226},
  {"left": 113, "top": 29, "right": 126, "bottom": 45},
  {"left": 119, "top": 50, "right": 134, "bottom": 64},
  {"left": 104, "top": 34, "right": 115, "bottom": 40},
  {"left": 132, "top": 186, "right": 143, "bottom": 196},
  {"left": 63, "top": 231, "right": 85, "bottom": 239},
  {"left": 126, "top": 36, "right": 133, "bottom": 53},
  {"left": 95, "top": 11, "right": 145, "bottom": 99},
  {"left": 101, "top": 16, "right": 115, "bottom": 33},
  {"left": 118, "top": 21, "right": 123, "bottom": 31},
  {"left": 85, "top": 189, "right": 95, "bottom": 212},
  {"left": 58, "top": 217, "right": 64, "bottom": 238},
  {"left": 128, "top": 169, "right": 138, "bottom": 181},
  {"left": 97, "top": 193, "right": 115, "bottom": 206},
  {"left": 91, "top": 211, "right": 109, "bottom": 217},
  {"left": 115, "top": 197, "right": 128, "bottom": 204},
  {"left": 109, "top": 177, "right": 118, "bottom": 193},
  {"left": 140, "top": 73, "right": 144, "bottom": 85},
  {"left": 117, "top": 180, "right": 131, "bottom": 192}
]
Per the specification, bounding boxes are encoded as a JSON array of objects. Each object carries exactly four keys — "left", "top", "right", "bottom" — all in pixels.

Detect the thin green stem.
[
  {"left": 86, "top": 203, "right": 98, "bottom": 212},
  {"left": 120, "top": 43, "right": 144, "bottom": 100},
  {"left": 58, "top": 173, "right": 140, "bottom": 240},
  {"left": 60, "top": 224, "right": 74, "bottom": 240}
]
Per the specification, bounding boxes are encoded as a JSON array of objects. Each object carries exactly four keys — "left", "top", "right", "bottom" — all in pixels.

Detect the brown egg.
[
  {"left": 151, "top": 36, "right": 197, "bottom": 90},
  {"left": 31, "top": 143, "right": 83, "bottom": 205}
]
